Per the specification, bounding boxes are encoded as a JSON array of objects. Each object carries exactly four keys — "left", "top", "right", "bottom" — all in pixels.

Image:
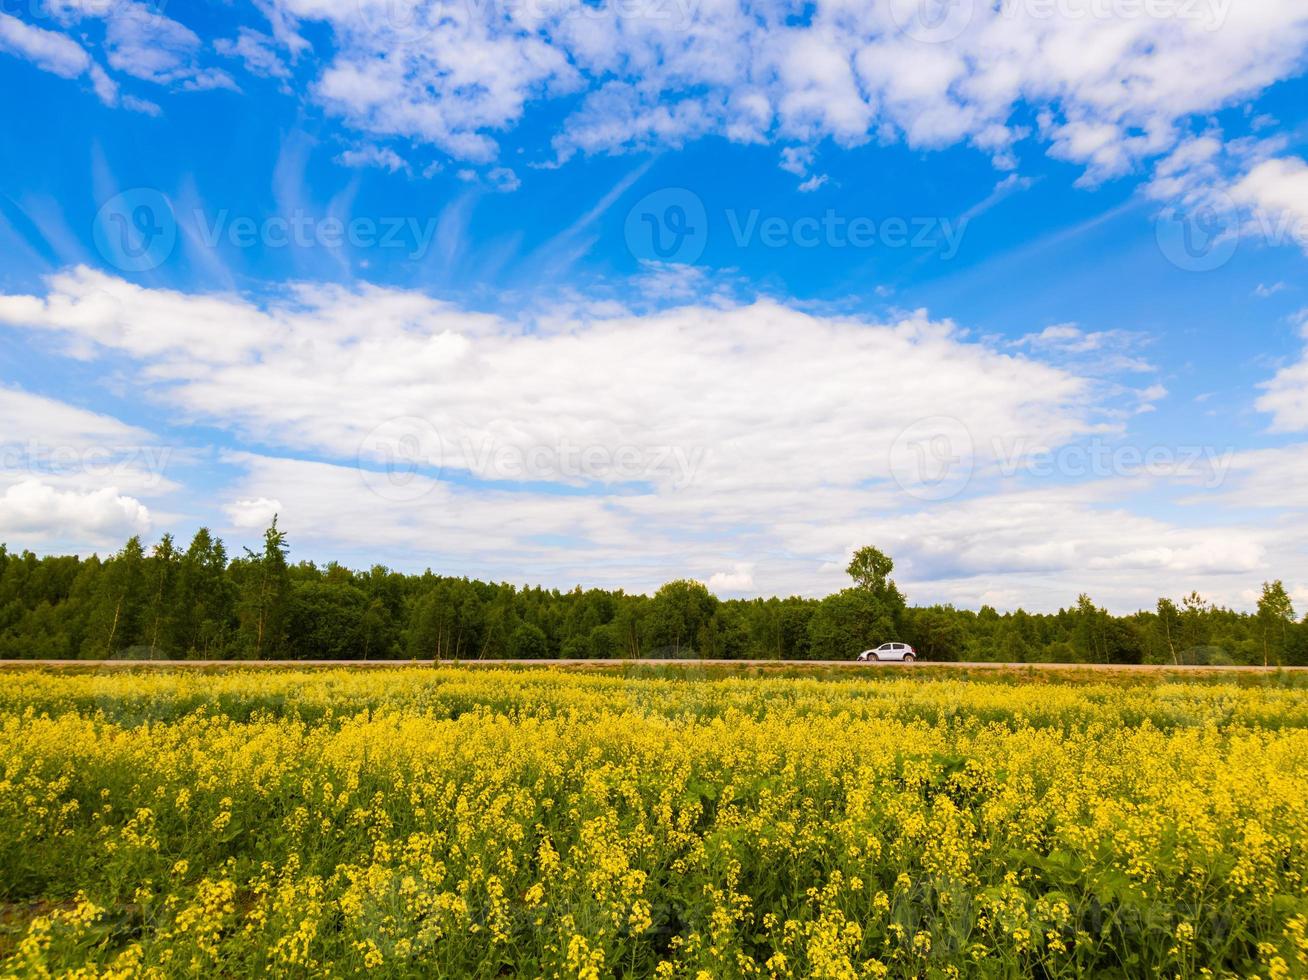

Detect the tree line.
[{"left": 1, "top": 520, "right": 1304, "bottom": 665}]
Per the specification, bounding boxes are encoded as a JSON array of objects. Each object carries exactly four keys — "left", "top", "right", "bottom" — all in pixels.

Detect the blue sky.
[{"left": 1, "top": 0, "right": 1307, "bottom": 611}]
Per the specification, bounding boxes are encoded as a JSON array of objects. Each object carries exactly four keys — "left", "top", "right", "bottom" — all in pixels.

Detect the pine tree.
[{"left": 237, "top": 517, "right": 290, "bottom": 660}]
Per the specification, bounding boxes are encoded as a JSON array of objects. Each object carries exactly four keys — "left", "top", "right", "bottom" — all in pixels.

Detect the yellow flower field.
[{"left": 3, "top": 666, "right": 1308, "bottom": 978}]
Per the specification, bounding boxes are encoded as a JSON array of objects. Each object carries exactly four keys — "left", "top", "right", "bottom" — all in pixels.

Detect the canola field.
[{"left": 2, "top": 666, "right": 1308, "bottom": 979}]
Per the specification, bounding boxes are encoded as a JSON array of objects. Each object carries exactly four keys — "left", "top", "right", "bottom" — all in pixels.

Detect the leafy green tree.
[
  {"left": 235, "top": 517, "right": 290, "bottom": 660},
  {"left": 143, "top": 534, "right": 179, "bottom": 658},
  {"left": 1256, "top": 580, "right": 1296, "bottom": 666},
  {"left": 846, "top": 546, "right": 895, "bottom": 594},
  {"left": 644, "top": 580, "right": 718, "bottom": 657},
  {"left": 903, "top": 606, "right": 966, "bottom": 662},
  {"left": 284, "top": 580, "right": 368, "bottom": 659},
  {"left": 508, "top": 622, "right": 549, "bottom": 659},
  {"left": 81, "top": 537, "right": 147, "bottom": 658},
  {"left": 407, "top": 579, "right": 485, "bottom": 660},
  {"left": 1179, "top": 592, "right": 1211, "bottom": 660},
  {"left": 172, "top": 528, "right": 235, "bottom": 657},
  {"left": 807, "top": 588, "right": 896, "bottom": 660},
  {"left": 1155, "top": 598, "right": 1181, "bottom": 665}
]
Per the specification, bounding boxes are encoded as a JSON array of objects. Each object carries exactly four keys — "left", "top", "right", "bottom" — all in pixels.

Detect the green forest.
[{"left": 1, "top": 519, "right": 1304, "bottom": 665}]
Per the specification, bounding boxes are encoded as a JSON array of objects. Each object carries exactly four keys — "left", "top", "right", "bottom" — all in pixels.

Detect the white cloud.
[
  {"left": 0, "top": 387, "right": 179, "bottom": 553},
  {"left": 226, "top": 496, "right": 283, "bottom": 529},
  {"left": 0, "top": 385, "right": 147, "bottom": 448},
  {"left": 215, "top": 27, "right": 291, "bottom": 80},
  {"left": 0, "top": 480, "right": 151, "bottom": 545},
  {"left": 18, "top": 0, "right": 238, "bottom": 101},
  {"left": 487, "top": 167, "right": 521, "bottom": 192},
  {"left": 0, "top": 12, "right": 121, "bottom": 106},
  {"left": 102, "top": 3, "right": 237, "bottom": 91},
  {"left": 1014, "top": 323, "right": 1156, "bottom": 375},
  {"left": 0, "top": 385, "right": 179, "bottom": 502},
  {"left": 6, "top": 269, "right": 1293, "bottom": 610},
  {"left": 1256, "top": 315, "right": 1308, "bottom": 431},
  {"left": 0, "top": 268, "right": 1099, "bottom": 497},
  {"left": 708, "top": 562, "right": 755, "bottom": 591},
  {"left": 0, "top": 12, "right": 88, "bottom": 78},
  {"left": 253, "top": 0, "right": 1308, "bottom": 186},
  {"left": 1231, "top": 156, "right": 1308, "bottom": 252},
  {"left": 335, "top": 144, "right": 409, "bottom": 173}
]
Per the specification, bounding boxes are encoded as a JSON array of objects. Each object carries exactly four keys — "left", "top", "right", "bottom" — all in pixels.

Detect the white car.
[{"left": 857, "top": 642, "right": 917, "bottom": 662}]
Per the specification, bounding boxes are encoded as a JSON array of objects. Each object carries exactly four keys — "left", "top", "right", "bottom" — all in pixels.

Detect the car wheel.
[{"left": 902, "top": 653, "right": 915, "bottom": 662}]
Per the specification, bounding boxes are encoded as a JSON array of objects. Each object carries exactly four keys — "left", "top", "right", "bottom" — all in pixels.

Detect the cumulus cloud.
[
  {"left": 3, "top": 268, "right": 1293, "bottom": 609},
  {"left": 1147, "top": 134, "right": 1308, "bottom": 259},
  {"left": 0, "top": 387, "right": 180, "bottom": 555},
  {"left": 0, "top": 267, "right": 1097, "bottom": 496},
  {"left": 1231, "top": 156, "right": 1308, "bottom": 252},
  {"left": 101, "top": 2, "right": 238, "bottom": 91},
  {"left": 708, "top": 563, "right": 755, "bottom": 591},
  {"left": 215, "top": 27, "right": 292, "bottom": 80},
  {"left": 0, "top": 12, "right": 89, "bottom": 78},
  {"left": 0, "top": 480, "right": 151, "bottom": 544},
  {"left": 1256, "top": 314, "right": 1308, "bottom": 431},
  {"left": 226, "top": 496, "right": 283, "bottom": 529},
  {"left": 2, "top": 0, "right": 237, "bottom": 106},
  {"left": 0, "top": 12, "right": 120, "bottom": 105},
  {"left": 253, "top": 0, "right": 1308, "bottom": 187},
  {"left": 335, "top": 144, "right": 409, "bottom": 172}
]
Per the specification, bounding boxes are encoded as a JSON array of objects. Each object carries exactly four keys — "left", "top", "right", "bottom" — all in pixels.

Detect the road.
[{"left": 0, "top": 659, "right": 1299, "bottom": 671}]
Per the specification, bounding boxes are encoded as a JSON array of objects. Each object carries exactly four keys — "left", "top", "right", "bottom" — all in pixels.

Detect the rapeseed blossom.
[{"left": 1, "top": 666, "right": 1307, "bottom": 977}]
